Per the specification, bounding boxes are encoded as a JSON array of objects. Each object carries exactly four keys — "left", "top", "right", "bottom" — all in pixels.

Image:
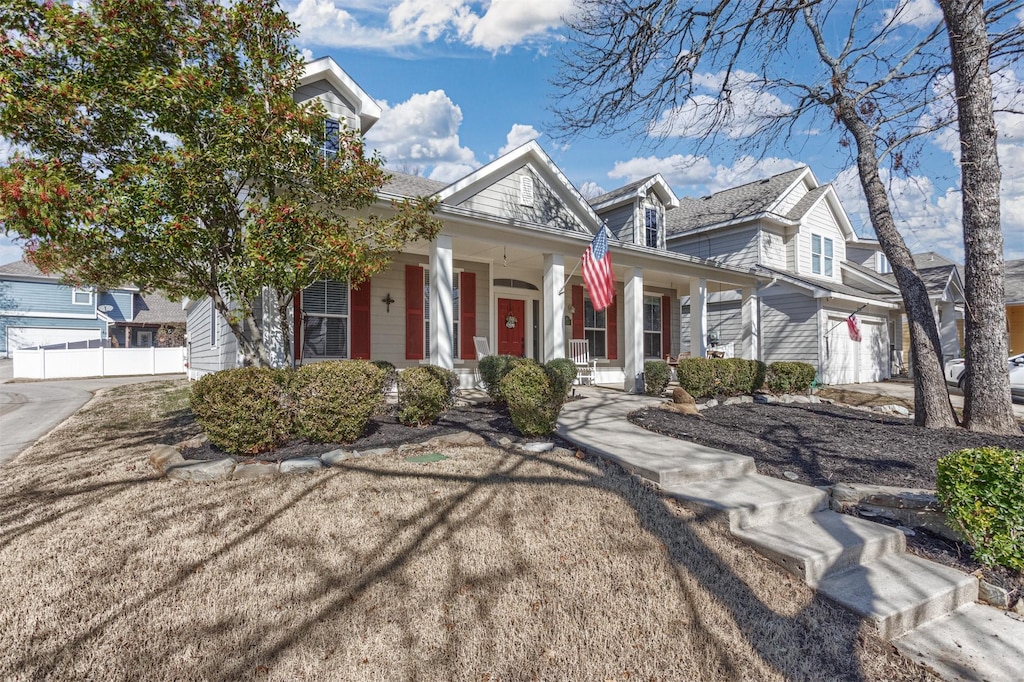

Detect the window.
[
  {"left": 584, "top": 297, "right": 607, "bottom": 358},
  {"left": 319, "top": 118, "right": 340, "bottom": 160},
  {"left": 811, "top": 234, "right": 834, "bottom": 276},
  {"left": 645, "top": 207, "right": 659, "bottom": 248},
  {"left": 519, "top": 175, "right": 534, "bottom": 206},
  {"left": 643, "top": 295, "right": 662, "bottom": 358},
  {"left": 876, "top": 251, "right": 891, "bottom": 274},
  {"left": 422, "top": 267, "right": 460, "bottom": 359},
  {"left": 302, "top": 279, "right": 349, "bottom": 358},
  {"left": 72, "top": 287, "right": 92, "bottom": 305}
]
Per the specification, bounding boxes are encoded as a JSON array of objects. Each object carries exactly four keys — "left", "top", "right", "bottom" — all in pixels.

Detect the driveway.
[
  {"left": 0, "top": 374, "right": 185, "bottom": 465},
  {"left": 833, "top": 380, "right": 1024, "bottom": 420}
]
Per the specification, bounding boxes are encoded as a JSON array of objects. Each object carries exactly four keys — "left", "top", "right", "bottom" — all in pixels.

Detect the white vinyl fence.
[{"left": 13, "top": 346, "right": 186, "bottom": 379}]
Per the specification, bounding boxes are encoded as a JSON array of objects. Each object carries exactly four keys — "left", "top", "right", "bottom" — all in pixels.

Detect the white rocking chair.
[
  {"left": 569, "top": 338, "right": 597, "bottom": 385},
  {"left": 473, "top": 336, "right": 491, "bottom": 360}
]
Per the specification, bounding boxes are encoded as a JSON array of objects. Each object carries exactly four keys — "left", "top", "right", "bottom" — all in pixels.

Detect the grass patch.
[{"left": 0, "top": 380, "right": 934, "bottom": 681}]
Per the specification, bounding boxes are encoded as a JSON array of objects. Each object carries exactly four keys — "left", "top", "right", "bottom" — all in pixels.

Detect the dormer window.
[
  {"left": 319, "top": 118, "right": 340, "bottom": 160},
  {"left": 519, "top": 175, "right": 535, "bottom": 206},
  {"left": 811, "top": 234, "right": 833, "bottom": 277},
  {"left": 644, "top": 207, "right": 659, "bottom": 248}
]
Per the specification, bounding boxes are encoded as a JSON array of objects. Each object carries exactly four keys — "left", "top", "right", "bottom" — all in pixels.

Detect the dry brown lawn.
[{"left": 0, "top": 380, "right": 935, "bottom": 681}]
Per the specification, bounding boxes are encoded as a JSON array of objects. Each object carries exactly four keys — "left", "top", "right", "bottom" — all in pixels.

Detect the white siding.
[
  {"left": 773, "top": 179, "right": 809, "bottom": 215},
  {"left": 601, "top": 202, "right": 636, "bottom": 244},
  {"left": 668, "top": 225, "right": 760, "bottom": 268},
  {"left": 293, "top": 82, "right": 358, "bottom": 130},
  {"left": 680, "top": 298, "right": 743, "bottom": 352},
  {"left": 457, "top": 164, "right": 586, "bottom": 232},
  {"left": 797, "top": 201, "right": 846, "bottom": 280},
  {"left": 761, "top": 228, "right": 787, "bottom": 270},
  {"left": 846, "top": 246, "right": 879, "bottom": 270}
]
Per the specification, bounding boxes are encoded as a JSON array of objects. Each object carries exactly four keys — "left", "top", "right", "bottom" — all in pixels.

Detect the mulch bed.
[{"left": 629, "top": 400, "right": 1024, "bottom": 605}]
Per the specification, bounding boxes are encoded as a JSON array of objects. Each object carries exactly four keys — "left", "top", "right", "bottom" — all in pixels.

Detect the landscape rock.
[
  {"left": 723, "top": 396, "right": 754, "bottom": 406},
  {"left": 396, "top": 443, "right": 421, "bottom": 455},
  {"left": 702, "top": 398, "right": 719, "bottom": 409},
  {"left": 671, "top": 387, "right": 696, "bottom": 405},
  {"left": 517, "top": 441, "right": 554, "bottom": 453},
  {"left": 787, "top": 395, "right": 810, "bottom": 404},
  {"left": 807, "top": 395, "right": 822, "bottom": 404},
  {"left": 754, "top": 394, "right": 775, "bottom": 404},
  {"left": 783, "top": 471, "right": 799, "bottom": 481},
  {"left": 497, "top": 437, "right": 513, "bottom": 447},
  {"left": 875, "top": 404, "right": 911, "bottom": 416},
  {"left": 829, "top": 482, "right": 961, "bottom": 541},
  {"left": 979, "top": 580, "right": 1011, "bottom": 608},
  {"left": 166, "top": 458, "right": 235, "bottom": 482},
  {"left": 320, "top": 449, "right": 357, "bottom": 467},
  {"left": 176, "top": 434, "right": 209, "bottom": 450},
  {"left": 422, "top": 432, "right": 486, "bottom": 448},
  {"left": 658, "top": 401, "right": 702, "bottom": 417},
  {"left": 279, "top": 457, "right": 324, "bottom": 475},
  {"left": 149, "top": 445, "right": 185, "bottom": 475},
  {"left": 232, "top": 461, "right": 280, "bottom": 480}
]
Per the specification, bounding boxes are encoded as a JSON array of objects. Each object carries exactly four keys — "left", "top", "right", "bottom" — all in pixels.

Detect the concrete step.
[
  {"left": 816, "top": 553, "right": 979, "bottom": 639},
  {"left": 733, "top": 510, "right": 907, "bottom": 586},
  {"left": 662, "top": 474, "right": 829, "bottom": 530},
  {"left": 894, "top": 603, "right": 1024, "bottom": 682}
]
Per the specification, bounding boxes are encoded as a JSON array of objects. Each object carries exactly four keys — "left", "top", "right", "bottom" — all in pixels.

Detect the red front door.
[{"left": 497, "top": 298, "right": 526, "bottom": 357}]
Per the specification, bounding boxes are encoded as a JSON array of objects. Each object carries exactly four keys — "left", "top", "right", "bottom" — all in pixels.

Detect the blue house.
[{"left": 0, "top": 260, "right": 185, "bottom": 356}]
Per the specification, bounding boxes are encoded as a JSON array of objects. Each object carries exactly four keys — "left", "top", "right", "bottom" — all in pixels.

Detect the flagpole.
[{"left": 558, "top": 223, "right": 611, "bottom": 295}]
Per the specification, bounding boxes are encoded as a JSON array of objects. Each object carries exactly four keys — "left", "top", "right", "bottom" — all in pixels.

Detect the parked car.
[{"left": 944, "top": 353, "right": 1024, "bottom": 398}]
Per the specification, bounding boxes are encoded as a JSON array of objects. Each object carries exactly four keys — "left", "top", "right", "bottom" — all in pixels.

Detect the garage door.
[
  {"left": 824, "top": 316, "right": 888, "bottom": 385},
  {"left": 6, "top": 327, "right": 102, "bottom": 354}
]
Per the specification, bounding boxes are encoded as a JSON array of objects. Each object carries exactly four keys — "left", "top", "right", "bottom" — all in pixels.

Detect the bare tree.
[{"left": 555, "top": 0, "right": 1020, "bottom": 431}]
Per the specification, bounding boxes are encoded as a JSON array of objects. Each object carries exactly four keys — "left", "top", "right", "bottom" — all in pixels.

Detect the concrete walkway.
[{"left": 556, "top": 387, "right": 1024, "bottom": 682}]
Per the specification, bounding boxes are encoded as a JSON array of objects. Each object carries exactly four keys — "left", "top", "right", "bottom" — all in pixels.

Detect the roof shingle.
[{"left": 666, "top": 166, "right": 806, "bottom": 235}]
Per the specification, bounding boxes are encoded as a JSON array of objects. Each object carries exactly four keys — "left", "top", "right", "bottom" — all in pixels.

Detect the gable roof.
[
  {"left": 436, "top": 140, "right": 602, "bottom": 233},
  {"left": 590, "top": 174, "right": 680, "bottom": 212},
  {"left": 759, "top": 265, "right": 898, "bottom": 308},
  {"left": 381, "top": 171, "right": 448, "bottom": 198},
  {"left": 300, "top": 57, "right": 382, "bottom": 134},
  {"left": 882, "top": 252, "right": 964, "bottom": 301},
  {"left": 0, "top": 259, "right": 53, "bottom": 280},
  {"left": 129, "top": 291, "right": 186, "bottom": 324},
  {"left": 1006, "top": 258, "right": 1024, "bottom": 304},
  {"left": 666, "top": 166, "right": 807, "bottom": 235}
]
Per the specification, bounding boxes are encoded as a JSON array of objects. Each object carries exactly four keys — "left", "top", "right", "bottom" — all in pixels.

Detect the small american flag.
[
  {"left": 582, "top": 227, "right": 614, "bottom": 311},
  {"left": 847, "top": 314, "right": 862, "bottom": 342}
]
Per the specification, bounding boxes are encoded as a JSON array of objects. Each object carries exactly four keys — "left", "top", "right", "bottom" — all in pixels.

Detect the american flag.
[
  {"left": 582, "top": 227, "right": 614, "bottom": 311},
  {"left": 847, "top": 314, "right": 862, "bottom": 342}
]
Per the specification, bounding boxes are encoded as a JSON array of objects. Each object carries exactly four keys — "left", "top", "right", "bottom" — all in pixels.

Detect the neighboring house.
[
  {"left": 1004, "top": 257, "right": 1024, "bottom": 354},
  {"left": 185, "top": 57, "right": 765, "bottom": 391},
  {"left": 880, "top": 251, "right": 965, "bottom": 365},
  {"left": 664, "top": 167, "right": 903, "bottom": 385},
  {"left": 0, "top": 260, "right": 185, "bottom": 356},
  {"left": 109, "top": 290, "right": 187, "bottom": 349}
]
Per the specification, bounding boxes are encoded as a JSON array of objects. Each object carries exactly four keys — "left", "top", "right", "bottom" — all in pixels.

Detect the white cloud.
[
  {"left": 578, "top": 181, "right": 605, "bottom": 199},
  {"left": 883, "top": 0, "right": 943, "bottom": 29},
  {"left": 287, "top": 0, "right": 573, "bottom": 52},
  {"left": 0, "top": 237, "right": 24, "bottom": 266},
  {"left": 498, "top": 123, "right": 541, "bottom": 155},
  {"left": 650, "top": 70, "right": 793, "bottom": 140},
  {"left": 365, "top": 90, "right": 480, "bottom": 178}
]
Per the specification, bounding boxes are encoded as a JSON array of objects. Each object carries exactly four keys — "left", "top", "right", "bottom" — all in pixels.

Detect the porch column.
[
  {"left": 543, "top": 253, "right": 565, "bottom": 362},
  {"left": 741, "top": 287, "right": 759, "bottom": 361},
  {"left": 429, "top": 234, "right": 454, "bottom": 369},
  {"left": 624, "top": 267, "right": 645, "bottom": 392},
  {"left": 690, "top": 277, "right": 708, "bottom": 358}
]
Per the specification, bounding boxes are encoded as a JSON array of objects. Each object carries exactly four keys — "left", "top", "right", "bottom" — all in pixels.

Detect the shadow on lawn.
[{"left": 0, "top": 384, "right": 920, "bottom": 681}]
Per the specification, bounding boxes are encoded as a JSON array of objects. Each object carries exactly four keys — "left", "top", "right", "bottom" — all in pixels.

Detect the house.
[
  {"left": 1004, "top": 257, "right": 1024, "bottom": 354},
  {"left": 185, "top": 57, "right": 768, "bottom": 391},
  {"left": 663, "top": 167, "right": 904, "bottom": 385},
  {"left": 0, "top": 259, "right": 186, "bottom": 356}
]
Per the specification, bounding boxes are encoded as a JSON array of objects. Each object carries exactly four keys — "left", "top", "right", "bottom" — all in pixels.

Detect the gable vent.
[{"left": 519, "top": 175, "right": 535, "bottom": 206}]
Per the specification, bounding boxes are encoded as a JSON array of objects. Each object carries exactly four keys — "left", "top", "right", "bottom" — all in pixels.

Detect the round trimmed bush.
[
  {"left": 644, "top": 359, "right": 671, "bottom": 396},
  {"left": 398, "top": 365, "right": 458, "bottom": 426},
  {"left": 676, "top": 358, "right": 717, "bottom": 399},
  {"left": 502, "top": 360, "right": 562, "bottom": 436},
  {"left": 544, "top": 358, "right": 578, "bottom": 399},
  {"left": 479, "top": 354, "right": 529, "bottom": 402},
  {"left": 291, "top": 361, "right": 387, "bottom": 443},
  {"left": 765, "top": 361, "right": 817, "bottom": 394},
  {"left": 937, "top": 447, "right": 1024, "bottom": 572},
  {"left": 190, "top": 367, "right": 292, "bottom": 455}
]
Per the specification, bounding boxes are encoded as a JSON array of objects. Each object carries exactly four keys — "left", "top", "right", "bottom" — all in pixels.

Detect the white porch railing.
[{"left": 13, "top": 347, "right": 186, "bottom": 379}]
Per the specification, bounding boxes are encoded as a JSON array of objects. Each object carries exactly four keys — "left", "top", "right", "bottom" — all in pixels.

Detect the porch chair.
[
  {"left": 473, "top": 336, "right": 491, "bottom": 360},
  {"left": 569, "top": 338, "right": 597, "bottom": 385}
]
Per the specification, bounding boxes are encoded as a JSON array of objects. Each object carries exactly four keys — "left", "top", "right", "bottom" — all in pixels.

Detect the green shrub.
[
  {"left": 501, "top": 360, "right": 564, "bottom": 436},
  {"left": 764, "top": 361, "right": 817, "bottom": 394},
  {"left": 544, "top": 358, "right": 578, "bottom": 399},
  {"left": 644, "top": 360, "right": 671, "bottom": 396},
  {"left": 937, "top": 447, "right": 1024, "bottom": 572},
  {"left": 190, "top": 367, "right": 292, "bottom": 455},
  {"left": 398, "top": 365, "right": 458, "bottom": 426},
  {"left": 676, "top": 358, "right": 717, "bottom": 399},
  {"left": 676, "top": 357, "right": 768, "bottom": 398},
  {"left": 292, "top": 361, "right": 387, "bottom": 443},
  {"left": 479, "top": 354, "right": 529, "bottom": 402}
]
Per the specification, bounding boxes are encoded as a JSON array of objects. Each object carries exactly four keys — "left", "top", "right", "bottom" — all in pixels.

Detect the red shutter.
[
  {"left": 405, "top": 265, "right": 424, "bottom": 360},
  {"left": 661, "top": 294, "right": 672, "bottom": 359},
  {"left": 460, "top": 271, "right": 476, "bottom": 360},
  {"left": 606, "top": 295, "right": 618, "bottom": 360},
  {"left": 572, "top": 285, "right": 584, "bottom": 340},
  {"left": 350, "top": 281, "right": 371, "bottom": 359},
  {"left": 293, "top": 289, "right": 302, "bottom": 363}
]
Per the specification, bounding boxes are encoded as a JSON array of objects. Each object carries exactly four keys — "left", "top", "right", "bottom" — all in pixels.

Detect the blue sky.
[{"left": 2, "top": 0, "right": 1022, "bottom": 265}]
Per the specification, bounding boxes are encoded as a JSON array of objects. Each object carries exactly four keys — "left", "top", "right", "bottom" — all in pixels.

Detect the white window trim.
[
  {"left": 811, "top": 234, "right": 834, "bottom": 277},
  {"left": 583, "top": 295, "right": 608, "bottom": 359},
  {"left": 422, "top": 266, "right": 463, "bottom": 362},
  {"left": 876, "top": 251, "right": 891, "bottom": 274},
  {"left": 210, "top": 304, "right": 219, "bottom": 348},
  {"left": 301, "top": 279, "right": 351, "bottom": 360},
  {"left": 72, "top": 287, "right": 93, "bottom": 306},
  {"left": 643, "top": 294, "right": 662, "bottom": 359},
  {"left": 644, "top": 207, "right": 660, "bottom": 249}
]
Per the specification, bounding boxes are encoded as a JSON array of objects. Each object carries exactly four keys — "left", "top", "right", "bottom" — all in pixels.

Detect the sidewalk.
[{"left": 555, "top": 386, "right": 1024, "bottom": 682}]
